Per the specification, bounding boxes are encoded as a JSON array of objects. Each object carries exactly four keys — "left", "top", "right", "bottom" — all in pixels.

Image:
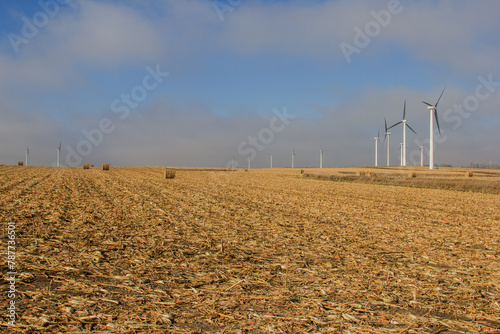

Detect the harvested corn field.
[{"left": 1, "top": 166, "right": 500, "bottom": 333}]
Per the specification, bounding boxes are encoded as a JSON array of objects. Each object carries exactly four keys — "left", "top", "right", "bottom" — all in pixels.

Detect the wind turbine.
[
  {"left": 26, "top": 146, "right": 29, "bottom": 166},
  {"left": 387, "top": 100, "right": 417, "bottom": 167},
  {"left": 420, "top": 146, "right": 424, "bottom": 167},
  {"left": 57, "top": 142, "right": 61, "bottom": 167},
  {"left": 374, "top": 129, "right": 380, "bottom": 167},
  {"left": 270, "top": 154, "right": 273, "bottom": 169},
  {"left": 422, "top": 87, "right": 445, "bottom": 170},
  {"left": 383, "top": 118, "right": 391, "bottom": 166},
  {"left": 247, "top": 156, "right": 250, "bottom": 169},
  {"left": 320, "top": 149, "right": 324, "bottom": 168},
  {"left": 292, "top": 149, "right": 295, "bottom": 168}
]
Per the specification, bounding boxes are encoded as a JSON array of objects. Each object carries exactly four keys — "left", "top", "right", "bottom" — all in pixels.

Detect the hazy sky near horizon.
[{"left": 1, "top": 0, "right": 499, "bottom": 168}]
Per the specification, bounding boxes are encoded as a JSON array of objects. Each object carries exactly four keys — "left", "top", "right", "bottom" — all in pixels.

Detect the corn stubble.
[{"left": 1, "top": 165, "right": 499, "bottom": 333}]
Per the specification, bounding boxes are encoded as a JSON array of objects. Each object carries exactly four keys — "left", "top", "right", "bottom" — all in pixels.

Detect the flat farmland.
[{"left": 1, "top": 166, "right": 500, "bottom": 333}]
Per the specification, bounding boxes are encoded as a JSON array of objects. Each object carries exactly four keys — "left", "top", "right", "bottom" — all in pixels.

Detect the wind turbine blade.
[
  {"left": 403, "top": 100, "right": 406, "bottom": 120},
  {"left": 387, "top": 121, "right": 402, "bottom": 130},
  {"left": 435, "top": 87, "right": 446, "bottom": 107},
  {"left": 434, "top": 110, "right": 441, "bottom": 135},
  {"left": 406, "top": 123, "right": 417, "bottom": 135},
  {"left": 58, "top": 142, "right": 62, "bottom": 150},
  {"left": 383, "top": 117, "right": 388, "bottom": 144},
  {"left": 422, "top": 101, "right": 433, "bottom": 107}
]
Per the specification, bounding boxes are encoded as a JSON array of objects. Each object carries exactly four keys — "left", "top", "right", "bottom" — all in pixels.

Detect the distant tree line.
[{"left": 468, "top": 161, "right": 500, "bottom": 169}]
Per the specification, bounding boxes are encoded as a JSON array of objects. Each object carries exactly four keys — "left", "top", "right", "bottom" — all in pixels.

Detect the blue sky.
[{"left": 0, "top": 0, "right": 499, "bottom": 167}]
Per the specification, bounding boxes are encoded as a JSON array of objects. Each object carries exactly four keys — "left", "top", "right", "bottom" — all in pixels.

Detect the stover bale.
[{"left": 165, "top": 169, "right": 176, "bottom": 179}]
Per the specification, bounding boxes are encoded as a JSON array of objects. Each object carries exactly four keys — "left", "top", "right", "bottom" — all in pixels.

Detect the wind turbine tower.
[
  {"left": 26, "top": 146, "right": 29, "bottom": 166},
  {"left": 374, "top": 130, "right": 380, "bottom": 167},
  {"left": 292, "top": 149, "right": 295, "bottom": 169},
  {"left": 384, "top": 118, "right": 391, "bottom": 166},
  {"left": 247, "top": 157, "right": 250, "bottom": 169},
  {"left": 57, "top": 142, "right": 61, "bottom": 167},
  {"left": 420, "top": 146, "right": 424, "bottom": 167},
  {"left": 270, "top": 155, "right": 273, "bottom": 169},
  {"left": 388, "top": 101, "right": 417, "bottom": 167},
  {"left": 400, "top": 143, "right": 403, "bottom": 166},
  {"left": 320, "top": 149, "right": 323, "bottom": 168},
  {"left": 422, "top": 87, "right": 445, "bottom": 170}
]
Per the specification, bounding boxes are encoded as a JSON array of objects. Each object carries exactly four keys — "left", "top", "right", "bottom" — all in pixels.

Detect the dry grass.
[
  {"left": 303, "top": 167, "right": 500, "bottom": 194},
  {"left": 0, "top": 166, "right": 499, "bottom": 333}
]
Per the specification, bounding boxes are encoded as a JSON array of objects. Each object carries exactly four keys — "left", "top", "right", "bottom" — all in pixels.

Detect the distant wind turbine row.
[
  {"left": 20, "top": 143, "right": 62, "bottom": 167},
  {"left": 375, "top": 88, "right": 446, "bottom": 170}
]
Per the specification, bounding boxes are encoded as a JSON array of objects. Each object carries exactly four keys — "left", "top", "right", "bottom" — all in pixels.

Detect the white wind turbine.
[
  {"left": 291, "top": 148, "right": 295, "bottom": 168},
  {"left": 270, "top": 154, "right": 273, "bottom": 168},
  {"left": 387, "top": 101, "right": 417, "bottom": 167},
  {"left": 374, "top": 129, "right": 380, "bottom": 167},
  {"left": 26, "top": 146, "right": 29, "bottom": 166},
  {"left": 320, "top": 149, "right": 324, "bottom": 168},
  {"left": 422, "top": 87, "right": 445, "bottom": 170},
  {"left": 384, "top": 118, "right": 391, "bottom": 166},
  {"left": 57, "top": 142, "right": 61, "bottom": 167},
  {"left": 420, "top": 146, "right": 424, "bottom": 167}
]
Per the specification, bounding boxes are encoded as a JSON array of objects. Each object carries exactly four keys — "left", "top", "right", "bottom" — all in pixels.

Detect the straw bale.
[
  {"left": 465, "top": 171, "right": 473, "bottom": 177},
  {"left": 83, "top": 164, "right": 90, "bottom": 169},
  {"left": 18, "top": 161, "right": 24, "bottom": 166},
  {"left": 165, "top": 169, "right": 176, "bottom": 179},
  {"left": 356, "top": 171, "right": 366, "bottom": 176},
  {"left": 102, "top": 163, "right": 110, "bottom": 170},
  {"left": 408, "top": 172, "right": 417, "bottom": 178}
]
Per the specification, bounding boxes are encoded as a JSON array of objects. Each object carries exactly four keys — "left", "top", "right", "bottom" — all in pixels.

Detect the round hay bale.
[
  {"left": 465, "top": 171, "right": 473, "bottom": 177},
  {"left": 366, "top": 172, "right": 377, "bottom": 178},
  {"left": 18, "top": 161, "right": 24, "bottom": 166},
  {"left": 356, "top": 171, "right": 366, "bottom": 176},
  {"left": 408, "top": 172, "right": 417, "bottom": 178},
  {"left": 102, "top": 163, "right": 110, "bottom": 170},
  {"left": 83, "top": 164, "right": 90, "bottom": 169},
  {"left": 90, "top": 164, "right": 94, "bottom": 167},
  {"left": 300, "top": 169, "right": 305, "bottom": 174},
  {"left": 165, "top": 169, "right": 176, "bottom": 179}
]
